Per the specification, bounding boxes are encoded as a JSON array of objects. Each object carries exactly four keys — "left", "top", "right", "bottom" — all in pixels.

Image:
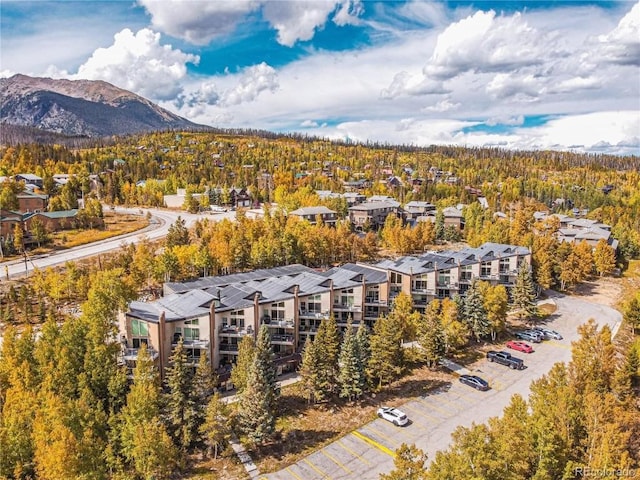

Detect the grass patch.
[
  {"left": 49, "top": 213, "right": 148, "bottom": 249},
  {"left": 242, "top": 364, "right": 452, "bottom": 474}
]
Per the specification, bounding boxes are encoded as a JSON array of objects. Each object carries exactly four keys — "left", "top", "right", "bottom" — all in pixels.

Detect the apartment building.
[
  {"left": 289, "top": 206, "right": 338, "bottom": 226},
  {"left": 118, "top": 243, "right": 530, "bottom": 380},
  {"left": 348, "top": 201, "right": 399, "bottom": 230}
]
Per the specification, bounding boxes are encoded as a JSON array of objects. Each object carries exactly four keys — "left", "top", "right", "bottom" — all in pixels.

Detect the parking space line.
[
  {"left": 303, "top": 458, "right": 330, "bottom": 479},
  {"left": 337, "top": 439, "right": 371, "bottom": 465},
  {"left": 352, "top": 431, "right": 395, "bottom": 457},
  {"left": 321, "top": 449, "right": 353, "bottom": 474},
  {"left": 417, "top": 397, "right": 452, "bottom": 416},
  {"left": 285, "top": 467, "right": 304, "bottom": 480},
  {"left": 402, "top": 403, "right": 439, "bottom": 422},
  {"left": 364, "top": 423, "right": 392, "bottom": 441}
]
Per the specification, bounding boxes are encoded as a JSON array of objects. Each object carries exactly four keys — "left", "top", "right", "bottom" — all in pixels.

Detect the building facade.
[{"left": 118, "top": 242, "right": 531, "bottom": 381}]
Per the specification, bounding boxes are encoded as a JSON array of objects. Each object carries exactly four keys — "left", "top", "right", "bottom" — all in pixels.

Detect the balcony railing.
[
  {"left": 121, "top": 347, "right": 159, "bottom": 361},
  {"left": 270, "top": 334, "right": 295, "bottom": 345},
  {"left": 364, "top": 297, "right": 388, "bottom": 305},
  {"left": 479, "top": 273, "right": 498, "bottom": 280},
  {"left": 333, "top": 303, "right": 362, "bottom": 312},
  {"left": 219, "top": 325, "right": 253, "bottom": 337},
  {"left": 411, "top": 287, "right": 435, "bottom": 295},
  {"left": 178, "top": 339, "right": 209, "bottom": 349},
  {"left": 266, "top": 319, "right": 295, "bottom": 329},
  {"left": 219, "top": 343, "right": 240, "bottom": 353},
  {"left": 299, "top": 310, "right": 330, "bottom": 319}
]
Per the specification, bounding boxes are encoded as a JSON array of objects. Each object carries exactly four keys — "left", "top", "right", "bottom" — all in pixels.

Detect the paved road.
[
  {"left": 261, "top": 294, "right": 622, "bottom": 480},
  {"left": 0, "top": 207, "right": 235, "bottom": 278}
]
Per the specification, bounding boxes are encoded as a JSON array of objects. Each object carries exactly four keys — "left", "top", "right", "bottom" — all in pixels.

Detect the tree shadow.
[{"left": 249, "top": 428, "right": 336, "bottom": 461}]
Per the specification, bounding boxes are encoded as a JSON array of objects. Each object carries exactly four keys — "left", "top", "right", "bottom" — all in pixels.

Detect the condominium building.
[{"left": 118, "top": 242, "right": 530, "bottom": 380}]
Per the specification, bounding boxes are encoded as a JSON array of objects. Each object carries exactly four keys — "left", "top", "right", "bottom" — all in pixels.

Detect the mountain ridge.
[{"left": 0, "top": 74, "right": 206, "bottom": 138}]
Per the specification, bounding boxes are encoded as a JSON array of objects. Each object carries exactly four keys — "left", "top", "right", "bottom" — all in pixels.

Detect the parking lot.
[{"left": 261, "top": 294, "right": 621, "bottom": 480}]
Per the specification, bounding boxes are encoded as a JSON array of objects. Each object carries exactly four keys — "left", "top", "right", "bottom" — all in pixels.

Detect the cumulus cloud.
[
  {"left": 301, "top": 120, "right": 320, "bottom": 127},
  {"left": 219, "top": 62, "right": 279, "bottom": 106},
  {"left": 75, "top": 28, "right": 198, "bottom": 100},
  {"left": 486, "top": 73, "right": 544, "bottom": 101},
  {"left": 424, "top": 10, "right": 561, "bottom": 80},
  {"left": 175, "top": 81, "right": 220, "bottom": 109},
  {"left": 588, "top": 1, "right": 640, "bottom": 66},
  {"left": 139, "top": 0, "right": 363, "bottom": 47},
  {"left": 138, "top": 0, "right": 259, "bottom": 45},
  {"left": 380, "top": 71, "right": 448, "bottom": 99},
  {"left": 423, "top": 98, "right": 460, "bottom": 112},
  {"left": 486, "top": 115, "right": 524, "bottom": 126}
]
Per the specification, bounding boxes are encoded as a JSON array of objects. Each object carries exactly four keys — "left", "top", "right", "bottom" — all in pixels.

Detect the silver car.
[{"left": 533, "top": 326, "right": 563, "bottom": 340}]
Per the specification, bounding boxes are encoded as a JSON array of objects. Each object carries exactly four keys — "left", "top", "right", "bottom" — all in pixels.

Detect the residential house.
[
  {"left": 15, "top": 174, "right": 43, "bottom": 189},
  {"left": 443, "top": 206, "right": 465, "bottom": 230},
  {"left": 289, "top": 206, "right": 338, "bottom": 226},
  {"left": 404, "top": 201, "right": 436, "bottom": 221},
  {"left": 23, "top": 210, "right": 79, "bottom": 233},
  {"left": 348, "top": 201, "right": 399, "bottom": 230},
  {"left": 17, "top": 192, "right": 48, "bottom": 213}
]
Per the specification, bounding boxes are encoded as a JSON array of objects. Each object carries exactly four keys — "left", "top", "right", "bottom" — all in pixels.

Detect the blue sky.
[{"left": 1, "top": 0, "right": 639, "bottom": 155}]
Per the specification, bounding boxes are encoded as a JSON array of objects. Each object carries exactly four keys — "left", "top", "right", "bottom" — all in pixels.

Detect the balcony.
[
  {"left": 219, "top": 325, "right": 253, "bottom": 338},
  {"left": 337, "top": 319, "right": 364, "bottom": 328},
  {"left": 299, "top": 325, "right": 319, "bottom": 335},
  {"left": 121, "top": 347, "right": 159, "bottom": 362},
  {"left": 219, "top": 343, "right": 240, "bottom": 353},
  {"left": 479, "top": 273, "right": 499, "bottom": 280},
  {"left": 265, "top": 319, "right": 295, "bottom": 329},
  {"left": 270, "top": 333, "right": 295, "bottom": 345},
  {"left": 411, "top": 287, "right": 435, "bottom": 295},
  {"left": 364, "top": 297, "right": 388, "bottom": 306},
  {"left": 299, "top": 309, "right": 330, "bottom": 320},
  {"left": 332, "top": 303, "right": 362, "bottom": 312}
]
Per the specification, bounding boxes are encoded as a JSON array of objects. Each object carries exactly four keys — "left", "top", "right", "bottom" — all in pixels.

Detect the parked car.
[
  {"left": 533, "top": 326, "right": 563, "bottom": 340},
  {"left": 377, "top": 407, "right": 409, "bottom": 426},
  {"left": 515, "top": 331, "right": 542, "bottom": 343},
  {"left": 506, "top": 340, "right": 534, "bottom": 353},
  {"left": 459, "top": 374, "right": 490, "bottom": 391},
  {"left": 487, "top": 350, "right": 525, "bottom": 370}
]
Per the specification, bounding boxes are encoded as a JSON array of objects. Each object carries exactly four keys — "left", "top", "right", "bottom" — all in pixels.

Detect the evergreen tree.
[
  {"left": 193, "top": 351, "right": 218, "bottom": 434},
  {"left": 622, "top": 293, "right": 640, "bottom": 335},
  {"left": 435, "top": 209, "right": 445, "bottom": 242},
  {"left": 199, "top": 392, "right": 230, "bottom": 459},
  {"left": 512, "top": 263, "right": 537, "bottom": 321},
  {"left": 366, "top": 314, "right": 404, "bottom": 390},
  {"left": 463, "top": 279, "right": 490, "bottom": 342},
  {"left": 254, "top": 324, "right": 279, "bottom": 412},
  {"left": 299, "top": 336, "right": 322, "bottom": 404},
  {"left": 165, "top": 339, "right": 198, "bottom": 453},
  {"left": 231, "top": 335, "right": 255, "bottom": 394},
  {"left": 314, "top": 315, "right": 341, "bottom": 398},
  {"left": 380, "top": 443, "right": 428, "bottom": 480},
  {"left": 165, "top": 216, "right": 190, "bottom": 249},
  {"left": 418, "top": 307, "right": 445, "bottom": 368},
  {"left": 236, "top": 345, "right": 277, "bottom": 444},
  {"left": 338, "top": 319, "right": 365, "bottom": 401}
]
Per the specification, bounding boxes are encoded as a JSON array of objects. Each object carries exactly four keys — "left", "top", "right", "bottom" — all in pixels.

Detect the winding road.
[{"left": 0, "top": 207, "right": 235, "bottom": 278}]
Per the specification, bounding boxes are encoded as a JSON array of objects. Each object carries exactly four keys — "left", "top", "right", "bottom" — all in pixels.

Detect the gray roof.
[
  {"left": 290, "top": 206, "right": 336, "bottom": 216},
  {"left": 405, "top": 201, "right": 435, "bottom": 209},
  {"left": 349, "top": 201, "right": 397, "bottom": 211},
  {"left": 128, "top": 289, "right": 215, "bottom": 323},
  {"left": 443, "top": 206, "right": 464, "bottom": 218},
  {"left": 164, "top": 264, "right": 315, "bottom": 294}
]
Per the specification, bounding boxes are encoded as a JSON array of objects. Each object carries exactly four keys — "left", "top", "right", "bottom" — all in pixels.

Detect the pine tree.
[
  {"left": 314, "top": 315, "right": 341, "bottom": 398},
  {"left": 418, "top": 308, "right": 445, "bottom": 368},
  {"left": 255, "top": 324, "right": 279, "bottom": 412},
  {"left": 165, "top": 216, "right": 190, "bottom": 248},
  {"left": 463, "top": 279, "right": 490, "bottom": 342},
  {"left": 199, "top": 392, "right": 230, "bottom": 459},
  {"left": 593, "top": 239, "right": 616, "bottom": 276},
  {"left": 299, "top": 336, "right": 322, "bottom": 404},
  {"left": 512, "top": 263, "right": 538, "bottom": 321},
  {"left": 237, "top": 355, "right": 277, "bottom": 444},
  {"left": 366, "top": 314, "right": 404, "bottom": 390},
  {"left": 380, "top": 443, "right": 428, "bottom": 480},
  {"left": 338, "top": 319, "right": 365, "bottom": 401},
  {"left": 231, "top": 335, "right": 255, "bottom": 394},
  {"left": 165, "top": 339, "right": 198, "bottom": 453},
  {"left": 623, "top": 293, "right": 640, "bottom": 335},
  {"left": 193, "top": 351, "right": 218, "bottom": 436},
  {"left": 435, "top": 209, "right": 445, "bottom": 242}
]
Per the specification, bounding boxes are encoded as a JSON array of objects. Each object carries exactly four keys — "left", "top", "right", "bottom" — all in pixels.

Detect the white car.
[{"left": 377, "top": 407, "right": 409, "bottom": 426}]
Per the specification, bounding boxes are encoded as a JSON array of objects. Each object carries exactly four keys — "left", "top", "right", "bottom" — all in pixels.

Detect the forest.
[{"left": 0, "top": 132, "right": 639, "bottom": 479}]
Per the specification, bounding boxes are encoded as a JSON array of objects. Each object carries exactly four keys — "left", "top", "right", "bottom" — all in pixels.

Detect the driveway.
[{"left": 260, "top": 294, "right": 621, "bottom": 480}]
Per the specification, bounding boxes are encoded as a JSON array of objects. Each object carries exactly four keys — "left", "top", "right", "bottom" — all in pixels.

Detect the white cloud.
[
  {"left": 218, "top": 62, "right": 278, "bottom": 106},
  {"left": 422, "top": 98, "right": 460, "bottom": 113},
  {"left": 301, "top": 120, "right": 319, "bottom": 127},
  {"left": 139, "top": 0, "right": 363, "bottom": 47},
  {"left": 424, "top": 10, "right": 561, "bottom": 80},
  {"left": 75, "top": 28, "right": 198, "bottom": 101},
  {"left": 380, "top": 71, "right": 447, "bottom": 99},
  {"left": 138, "top": 0, "right": 260, "bottom": 45},
  {"left": 486, "top": 115, "right": 524, "bottom": 126},
  {"left": 589, "top": 1, "right": 640, "bottom": 66},
  {"left": 486, "top": 73, "right": 544, "bottom": 101}
]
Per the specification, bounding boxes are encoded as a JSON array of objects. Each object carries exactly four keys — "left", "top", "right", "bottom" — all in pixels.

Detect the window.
[
  {"left": 481, "top": 262, "right": 492, "bottom": 277},
  {"left": 390, "top": 272, "right": 402, "bottom": 284},
  {"left": 413, "top": 279, "right": 428, "bottom": 291},
  {"left": 230, "top": 310, "right": 245, "bottom": 328},
  {"left": 270, "top": 301, "right": 285, "bottom": 320},
  {"left": 499, "top": 258, "right": 510, "bottom": 273},
  {"left": 460, "top": 265, "right": 473, "bottom": 280},
  {"left": 437, "top": 269, "right": 451, "bottom": 286},
  {"left": 308, "top": 294, "right": 322, "bottom": 313},
  {"left": 132, "top": 319, "right": 149, "bottom": 337}
]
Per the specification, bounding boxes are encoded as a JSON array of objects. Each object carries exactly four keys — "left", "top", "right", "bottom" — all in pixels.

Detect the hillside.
[{"left": 0, "top": 74, "right": 204, "bottom": 138}]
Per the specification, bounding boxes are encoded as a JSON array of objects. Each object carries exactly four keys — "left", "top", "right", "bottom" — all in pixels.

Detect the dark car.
[
  {"left": 459, "top": 374, "right": 490, "bottom": 391},
  {"left": 515, "top": 331, "right": 542, "bottom": 343}
]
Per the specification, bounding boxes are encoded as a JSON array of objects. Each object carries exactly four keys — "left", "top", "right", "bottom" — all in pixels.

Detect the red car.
[{"left": 506, "top": 340, "right": 534, "bottom": 353}]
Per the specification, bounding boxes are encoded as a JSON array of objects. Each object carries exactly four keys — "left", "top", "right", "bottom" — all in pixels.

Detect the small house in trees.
[
  {"left": 443, "top": 206, "right": 465, "bottom": 230},
  {"left": 348, "top": 200, "right": 399, "bottom": 231},
  {"left": 17, "top": 191, "right": 48, "bottom": 212},
  {"left": 0, "top": 210, "right": 23, "bottom": 238},
  {"left": 289, "top": 206, "right": 338, "bottom": 226},
  {"left": 23, "top": 209, "right": 79, "bottom": 232},
  {"left": 404, "top": 201, "right": 436, "bottom": 220},
  {"left": 15, "top": 173, "right": 43, "bottom": 189}
]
